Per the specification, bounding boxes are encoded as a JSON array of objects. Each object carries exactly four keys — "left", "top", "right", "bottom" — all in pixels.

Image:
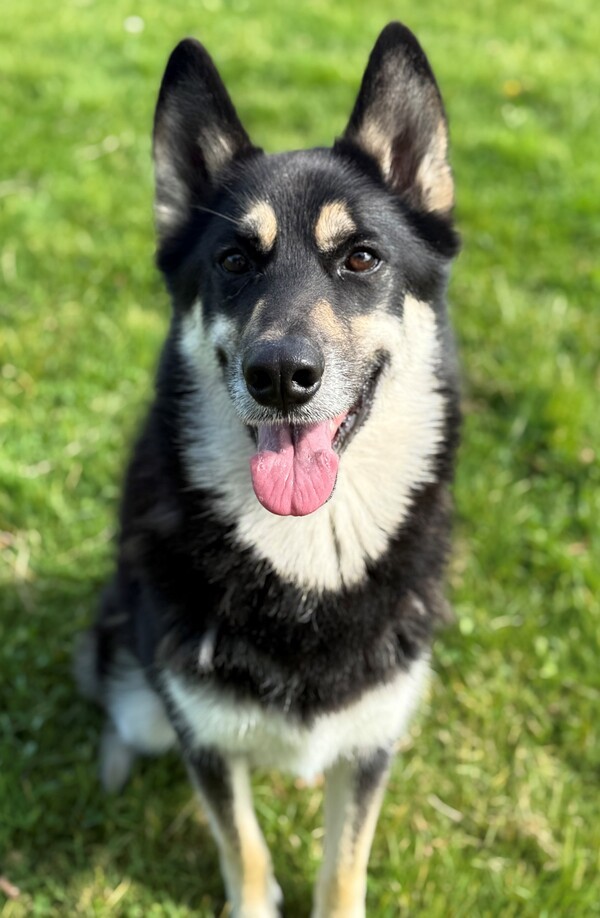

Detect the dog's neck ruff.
[{"left": 178, "top": 295, "right": 447, "bottom": 593}]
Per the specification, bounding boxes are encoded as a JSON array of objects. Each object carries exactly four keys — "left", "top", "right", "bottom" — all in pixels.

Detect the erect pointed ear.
[
  {"left": 153, "top": 39, "right": 259, "bottom": 238},
  {"left": 340, "top": 23, "right": 454, "bottom": 216}
]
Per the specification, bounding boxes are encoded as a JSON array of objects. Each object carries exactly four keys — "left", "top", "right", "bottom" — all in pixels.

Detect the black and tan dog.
[{"left": 76, "top": 22, "right": 461, "bottom": 917}]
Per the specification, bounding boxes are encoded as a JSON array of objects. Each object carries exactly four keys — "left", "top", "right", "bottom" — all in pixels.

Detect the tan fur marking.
[
  {"left": 310, "top": 299, "right": 346, "bottom": 342},
  {"left": 205, "top": 758, "right": 277, "bottom": 912},
  {"left": 315, "top": 202, "right": 356, "bottom": 252},
  {"left": 416, "top": 120, "right": 454, "bottom": 213},
  {"left": 238, "top": 819, "right": 272, "bottom": 905},
  {"left": 316, "top": 782, "right": 387, "bottom": 917},
  {"left": 347, "top": 310, "right": 392, "bottom": 358},
  {"left": 356, "top": 118, "right": 453, "bottom": 213},
  {"left": 241, "top": 201, "right": 278, "bottom": 252},
  {"left": 314, "top": 759, "right": 389, "bottom": 918},
  {"left": 356, "top": 120, "right": 393, "bottom": 179},
  {"left": 231, "top": 759, "right": 275, "bottom": 909},
  {"left": 199, "top": 130, "right": 234, "bottom": 179},
  {"left": 242, "top": 297, "right": 269, "bottom": 340}
]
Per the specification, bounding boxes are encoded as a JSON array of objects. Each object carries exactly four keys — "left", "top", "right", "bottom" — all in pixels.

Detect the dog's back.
[{"left": 77, "top": 23, "right": 460, "bottom": 916}]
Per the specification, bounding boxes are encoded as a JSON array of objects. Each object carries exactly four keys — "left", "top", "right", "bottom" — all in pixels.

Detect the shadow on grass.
[{"left": 1, "top": 578, "right": 314, "bottom": 915}]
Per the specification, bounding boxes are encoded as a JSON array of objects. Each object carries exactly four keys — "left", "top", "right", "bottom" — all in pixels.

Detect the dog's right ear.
[{"left": 153, "top": 39, "right": 258, "bottom": 238}]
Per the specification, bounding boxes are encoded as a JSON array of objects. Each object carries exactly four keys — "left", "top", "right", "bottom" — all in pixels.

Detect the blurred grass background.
[{"left": 1, "top": 0, "right": 599, "bottom": 914}]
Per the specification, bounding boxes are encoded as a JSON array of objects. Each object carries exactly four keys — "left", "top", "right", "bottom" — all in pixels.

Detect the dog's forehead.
[{"left": 224, "top": 151, "right": 386, "bottom": 248}]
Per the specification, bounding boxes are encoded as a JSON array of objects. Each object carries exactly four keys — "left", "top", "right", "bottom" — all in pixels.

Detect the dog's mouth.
[
  {"left": 249, "top": 358, "right": 385, "bottom": 517},
  {"left": 331, "top": 358, "right": 386, "bottom": 455}
]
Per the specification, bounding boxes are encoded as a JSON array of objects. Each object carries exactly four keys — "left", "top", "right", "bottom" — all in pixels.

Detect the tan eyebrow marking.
[
  {"left": 239, "top": 201, "right": 278, "bottom": 252},
  {"left": 314, "top": 201, "right": 356, "bottom": 253}
]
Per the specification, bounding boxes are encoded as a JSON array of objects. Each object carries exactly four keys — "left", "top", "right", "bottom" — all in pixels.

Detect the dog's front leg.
[
  {"left": 312, "top": 749, "right": 392, "bottom": 918},
  {"left": 185, "top": 749, "right": 282, "bottom": 918}
]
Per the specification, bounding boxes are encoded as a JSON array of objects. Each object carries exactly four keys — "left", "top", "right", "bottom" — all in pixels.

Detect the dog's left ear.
[
  {"left": 153, "top": 39, "right": 259, "bottom": 238},
  {"left": 340, "top": 23, "right": 453, "bottom": 215}
]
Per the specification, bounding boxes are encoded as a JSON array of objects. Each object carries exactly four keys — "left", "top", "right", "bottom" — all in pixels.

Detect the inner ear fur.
[
  {"left": 153, "top": 39, "right": 259, "bottom": 238},
  {"left": 340, "top": 22, "right": 454, "bottom": 216}
]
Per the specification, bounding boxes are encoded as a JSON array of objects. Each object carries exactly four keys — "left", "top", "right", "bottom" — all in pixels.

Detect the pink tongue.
[{"left": 250, "top": 421, "right": 340, "bottom": 516}]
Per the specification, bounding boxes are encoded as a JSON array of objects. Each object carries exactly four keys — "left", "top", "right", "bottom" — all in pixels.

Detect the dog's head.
[{"left": 153, "top": 23, "right": 459, "bottom": 519}]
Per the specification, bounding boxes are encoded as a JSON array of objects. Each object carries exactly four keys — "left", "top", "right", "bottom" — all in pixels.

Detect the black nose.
[{"left": 243, "top": 336, "right": 324, "bottom": 410}]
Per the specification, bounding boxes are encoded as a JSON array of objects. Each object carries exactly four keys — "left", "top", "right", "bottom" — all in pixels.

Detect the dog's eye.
[
  {"left": 220, "top": 250, "right": 250, "bottom": 274},
  {"left": 344, "top": 250, "right": 380, "bottom": 273}
]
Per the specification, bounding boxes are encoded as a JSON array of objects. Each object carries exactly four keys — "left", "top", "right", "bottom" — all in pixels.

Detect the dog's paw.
[
  {"left": 268, "top": 876, "right": 283, "bottom": 911},
  {"left": 312, "top": 889, "right": 365, "bottom": 918},
  {"left": 233, "top": 908, "right": 278, "bottom": 918},
  {"left": 312, "top": 907, "right": 365, "bottom": 918},
  {"left": 230, "top": 876, "right": 282, "bottom": 918},
  {"left": 99, "top": 722, "right": 136, "bottom": 793}
]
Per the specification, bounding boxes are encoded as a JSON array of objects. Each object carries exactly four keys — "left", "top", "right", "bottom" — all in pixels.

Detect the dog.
[{"left": 75, "top": 21, "right": 461, "bottom": 917}]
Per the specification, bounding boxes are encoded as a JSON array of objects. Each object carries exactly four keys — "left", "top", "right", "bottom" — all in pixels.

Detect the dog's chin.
[{"left": 244, "top": 358, "right": 386, "bottom": 518}]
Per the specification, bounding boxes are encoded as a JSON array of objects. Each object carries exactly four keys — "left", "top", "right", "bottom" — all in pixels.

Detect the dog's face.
[{"left": 153, "top": 24, "right": 459, "bottom": 519}]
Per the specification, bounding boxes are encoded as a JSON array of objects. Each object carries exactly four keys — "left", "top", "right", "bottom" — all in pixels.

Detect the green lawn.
[{"left": 1, "top": 0, "right": 598, "bottom": 915}]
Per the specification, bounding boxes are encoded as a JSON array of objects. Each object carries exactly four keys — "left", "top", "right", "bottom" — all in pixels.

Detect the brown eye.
[
  {"left": 344, "top": 250, "right": 380, "bottom": 273},
  {"left": 220, "top": 250, "right": 250, "bottom": 274}
]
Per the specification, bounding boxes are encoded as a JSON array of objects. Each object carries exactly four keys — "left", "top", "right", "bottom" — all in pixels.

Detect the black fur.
[
  {"left": 78, "top": 24, "right": 464, "bottom": 913},
  {"left": 91, "top": 390, "right": 458, "bottom": 720},
  {"left": 85, "top": 23, "right": 461, "bottom": 724}
]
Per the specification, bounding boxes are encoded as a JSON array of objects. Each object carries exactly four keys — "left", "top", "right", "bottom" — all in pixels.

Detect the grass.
[{"left": 1, "top": 0, "right": 599, "bottom": 914}]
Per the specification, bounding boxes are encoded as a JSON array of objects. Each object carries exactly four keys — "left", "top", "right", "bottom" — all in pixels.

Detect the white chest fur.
[
  {"left": 162, "top": 658, "right": 428, "bottom": 781},
  {"left": 179, "top": 296, "right": 446, "bottom": 593}
]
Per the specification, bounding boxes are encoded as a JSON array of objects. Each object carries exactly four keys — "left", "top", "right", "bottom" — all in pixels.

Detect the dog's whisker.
[{"left": 191, "top": 205, "right": 239, "bottom": 225}]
